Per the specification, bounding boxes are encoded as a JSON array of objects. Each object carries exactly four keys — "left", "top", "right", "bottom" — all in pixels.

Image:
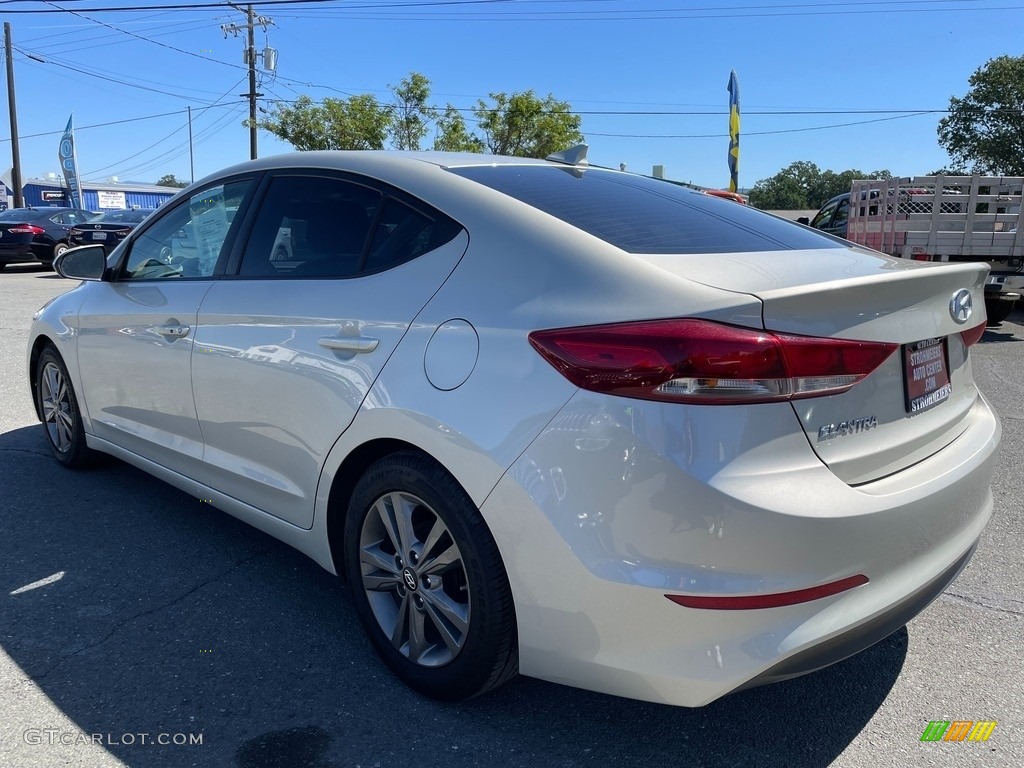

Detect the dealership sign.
[
  {"left": 42, "top": 190, "right": 67, "bottom": 201},
  {"left": 97, "top": 191, "right": 127, "bottom": 209}
]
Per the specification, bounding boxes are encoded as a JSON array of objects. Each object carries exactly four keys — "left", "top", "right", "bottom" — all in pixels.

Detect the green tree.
[
  {"left": 748, "top": 174, "right": 808, "bottom": 210},
  {"left": 259, "top": 94, "right": 390, "bottom": 151},
  {"left": 260, "top": 78, "right": 583, "bottom": 159},
  {"left": 928, "top": 166, "right": 969, "bottom": 176},
  {"left": 473, "top": 91, "right": 584, "bottom": 158},
  {"left": 433, "top": 105, "right": 485, "bottom": 152},
  {"left": 389, "top": 72, "right": 436, "bottom": 151},
  {"left": 748, "top": 162, "right": 892, "bottom": 210},
  {"left": 155, "top": 174, "right": 188, "bottom": 188},
  {"left": 938, "top": 55, "right": 1024, "bottom": 176}
]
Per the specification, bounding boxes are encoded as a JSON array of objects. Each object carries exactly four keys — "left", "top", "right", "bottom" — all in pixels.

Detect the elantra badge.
[
  {"left": 818, "top": 416, "right": 878, "bottom": 441},
  {"left": 949, "top": 289, "right": 972, "bottom": 324}
]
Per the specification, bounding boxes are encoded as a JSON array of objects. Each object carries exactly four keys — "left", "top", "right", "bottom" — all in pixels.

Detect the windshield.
[{"left": 448, "top": 166, "right": 837, "bottom": 254}]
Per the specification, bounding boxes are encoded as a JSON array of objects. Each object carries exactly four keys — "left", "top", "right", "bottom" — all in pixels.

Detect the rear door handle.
[
  {"left": 154, "top": 324, "right": 191, "bottom": 338},
  {"left": 317, "top": 335, "right": 379, "bottom": 353}
]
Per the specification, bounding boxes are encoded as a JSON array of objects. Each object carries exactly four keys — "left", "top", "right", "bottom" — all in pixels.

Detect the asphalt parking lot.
[{"left": 1, "top": 263, "right": 1021, "bottom": 768}]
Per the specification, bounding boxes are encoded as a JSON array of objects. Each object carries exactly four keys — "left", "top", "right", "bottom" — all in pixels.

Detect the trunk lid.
[{"left": 637, "top": 246, "right": 989, "bottom": 484}]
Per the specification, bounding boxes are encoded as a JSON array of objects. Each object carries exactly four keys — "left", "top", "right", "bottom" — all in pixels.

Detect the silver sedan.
[{"left": 28, "top": 149, "right": 998, "bottom": 707}]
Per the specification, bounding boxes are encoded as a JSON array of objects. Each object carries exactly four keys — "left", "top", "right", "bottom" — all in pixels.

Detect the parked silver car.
[{"left": 29, "top": 150, "right": 998, "bottom": 707}]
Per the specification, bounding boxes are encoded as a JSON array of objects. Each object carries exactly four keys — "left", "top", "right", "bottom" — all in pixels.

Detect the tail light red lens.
[
  {"left": 528, "top": 319, "right": 898, "bottom": 404},
  {"left": 8, "top": 224, "right": 45, "bottom": 235},
  {"left": 960, "top": 322, "right": 986, "bottom": 347}
]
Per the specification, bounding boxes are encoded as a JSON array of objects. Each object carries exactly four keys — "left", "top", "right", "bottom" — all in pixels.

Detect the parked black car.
[
  {"left": 69, "top": 208, "right": 156, "bottom": 254},
  {"left": 0, "top": 207, "right": 96, "bottom": 269}
]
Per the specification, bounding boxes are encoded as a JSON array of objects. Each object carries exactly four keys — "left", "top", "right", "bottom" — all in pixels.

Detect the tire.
[
  {"left": 52, "top": 241, "right": 70, "bottom": 261},
  {"left": 36, "top": 346, "right": 97, "bottom": 468},
  {"left": 343, "top": 451, "right": 518, "bottom": 701},
  {"left": 985, "top": 296, "right": 1017, "bottom": 326},
  {"left": 0, "top": 263, "right": 6, "bottom": 271}
]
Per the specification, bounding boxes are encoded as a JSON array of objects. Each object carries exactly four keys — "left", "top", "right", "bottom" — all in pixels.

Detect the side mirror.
[
  {"left": 54, "top": 244, "right": 108, "bottom": 281},
  {"left": 796, "top": 216, "right": 810, "bottom": 225}
]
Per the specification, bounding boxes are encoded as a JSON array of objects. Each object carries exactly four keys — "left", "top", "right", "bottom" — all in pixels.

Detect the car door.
[
  {"left": 191, "top": 171, "right": 467, "bottom": 529},
  {"left": 75, "top": 178, "right": 257, "bottom": 480}
]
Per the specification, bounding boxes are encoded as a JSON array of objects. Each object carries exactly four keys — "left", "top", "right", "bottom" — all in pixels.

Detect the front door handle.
[
  {"left": 317, "top": 335, "right": 379, "bottom": 353},
  {"left": 153, "top": 324, "right": 191, "bottom": 339}
]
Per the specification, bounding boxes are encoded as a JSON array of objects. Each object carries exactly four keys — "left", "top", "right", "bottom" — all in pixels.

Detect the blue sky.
[{"left": 2, "top": 0, "right": 1021, "bottom": 192}]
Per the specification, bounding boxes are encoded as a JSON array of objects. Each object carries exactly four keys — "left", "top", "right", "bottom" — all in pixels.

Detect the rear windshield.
[
  {"left": 0, "top": 209, "right": 42, "bottom": 221},
  {"left": 448, "top": 166, "right": 835, "bottom": 254},
  {"left": 92, "top": 209, "right": 154, "bottom": 223}
]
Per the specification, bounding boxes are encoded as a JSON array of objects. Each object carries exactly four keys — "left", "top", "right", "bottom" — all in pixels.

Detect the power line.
[
  {"left": 260, "top": 95, "right": 963, "bottom": 116},
  {"left": 587, "top": 112, "right": 937, "bottom": 139},
  {"left": 17, "top": 47, "right": 236, "bottom": 96},
  {"left": 13, "top": 46, "right": 236, "bottom": 100},
  {"left": 117, "top": 103, "right": 246, "bottom": 177},
  {"left": 0, "top": 0, "right": 348, "bottom": 12},
  {"left": 0, "top": 0, "right": 1013, "bottom": 15},
  {"left": 27, "top": 18, "right": 216, "bottom": 53},
  {"left": 83, "top": 75, "right": 247, "bottom": 175},
  {"left": 0, "top": 103, "right": 238, "bottom": 142},
  {"left": 40, "top": 1, "right": 247, "bottom": 69},
  {"left": 280, "top": 0, "right": 1020, "bottom": 21}
]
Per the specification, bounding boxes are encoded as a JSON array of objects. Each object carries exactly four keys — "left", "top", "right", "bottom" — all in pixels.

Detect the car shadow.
[
  {"left": 981, "top": 325, "right": 1024, "bottom": 344},
  {"left": 1, "top": 264, "right": 52, "bottom": 274},
  {"left": 0, "top": 425, "right": 906, "bottom": 768}
]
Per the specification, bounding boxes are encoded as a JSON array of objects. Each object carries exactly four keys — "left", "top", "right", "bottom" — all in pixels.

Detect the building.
[{"left": 2, "top": 173, "right": 181, "bottom": 212}]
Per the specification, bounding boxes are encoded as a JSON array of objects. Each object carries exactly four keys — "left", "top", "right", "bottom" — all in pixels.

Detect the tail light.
[
  {"left": 528, "top": 319, "right": 898, "bottom": 404},
  {"left": 960, "top": 323, "right": 986, "bottom": 347},
  {"left": 8, "top": 224, "right": 45, "bottom": 235}
]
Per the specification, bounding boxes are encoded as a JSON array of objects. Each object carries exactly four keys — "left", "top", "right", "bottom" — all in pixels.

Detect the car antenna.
[{"left": 545, "top": 144, "right": 589, "bottom": 167}]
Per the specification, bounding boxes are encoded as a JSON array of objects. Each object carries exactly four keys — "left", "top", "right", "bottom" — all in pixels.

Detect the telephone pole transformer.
[{"left": 222, "top": 4, "right": 277, "bottom": 160}]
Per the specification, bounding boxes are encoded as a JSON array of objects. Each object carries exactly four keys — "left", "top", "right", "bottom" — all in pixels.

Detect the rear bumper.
[
  {"left": 986, "top": 273, "right": 1024, "bottom": 295},
  {"left": 731, "top": 542, "right": 975, "bottom": 693},
  {"left": 481, "top": 390, "right": 999, "bottom": 707},
  {"left": 0, "top": 241, "right": 54, "bottom": 264}
]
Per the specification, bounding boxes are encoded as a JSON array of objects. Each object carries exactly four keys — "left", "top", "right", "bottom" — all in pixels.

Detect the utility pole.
[
  {"left": 187, "top": 106, "right": 194, "bottom": 183},
  {"left": 222, "top": 4, "right": 277, "bottom": 161},
  {"left": 3, "top": 22, "right": 24, "bottom": 208},
  {"left": 245, "top": 5, "right": 257, "bottom": 159}
]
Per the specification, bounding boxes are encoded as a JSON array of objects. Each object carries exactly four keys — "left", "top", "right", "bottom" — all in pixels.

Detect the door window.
[
  {"left": 239, "top": 176, "right": 381, "bottom": 278},
  {"left": 122, "top": 180, "right": 252, "bottom": 280},
  {"left": 809, "top": 200, "right": 838, "bottom": 230},
  {"left": 831, "top": 198, "right": 849, "bottom": 229}
]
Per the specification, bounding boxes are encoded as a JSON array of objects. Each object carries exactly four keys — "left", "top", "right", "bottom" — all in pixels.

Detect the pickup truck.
[{"left": 801, "top": 176, "right": 1023, "bottom": 324}]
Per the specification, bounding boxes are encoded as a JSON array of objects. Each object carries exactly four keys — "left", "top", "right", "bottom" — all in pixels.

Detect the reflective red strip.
[{"left": 665, "top": 574, "right": 869, "bottom": 610}]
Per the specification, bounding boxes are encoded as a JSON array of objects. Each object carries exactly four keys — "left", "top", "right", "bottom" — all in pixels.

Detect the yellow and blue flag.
[{"left": 727, "top": 71, "right": 740, "bottom": 193}]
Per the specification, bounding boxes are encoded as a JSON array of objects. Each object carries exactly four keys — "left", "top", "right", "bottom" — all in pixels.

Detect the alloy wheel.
[
  {"left": 40, "top": 361, "right": 75, "bottom": 453},
  {"left": 358, "top": 491, "right": 471, "bottom": 667}
]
